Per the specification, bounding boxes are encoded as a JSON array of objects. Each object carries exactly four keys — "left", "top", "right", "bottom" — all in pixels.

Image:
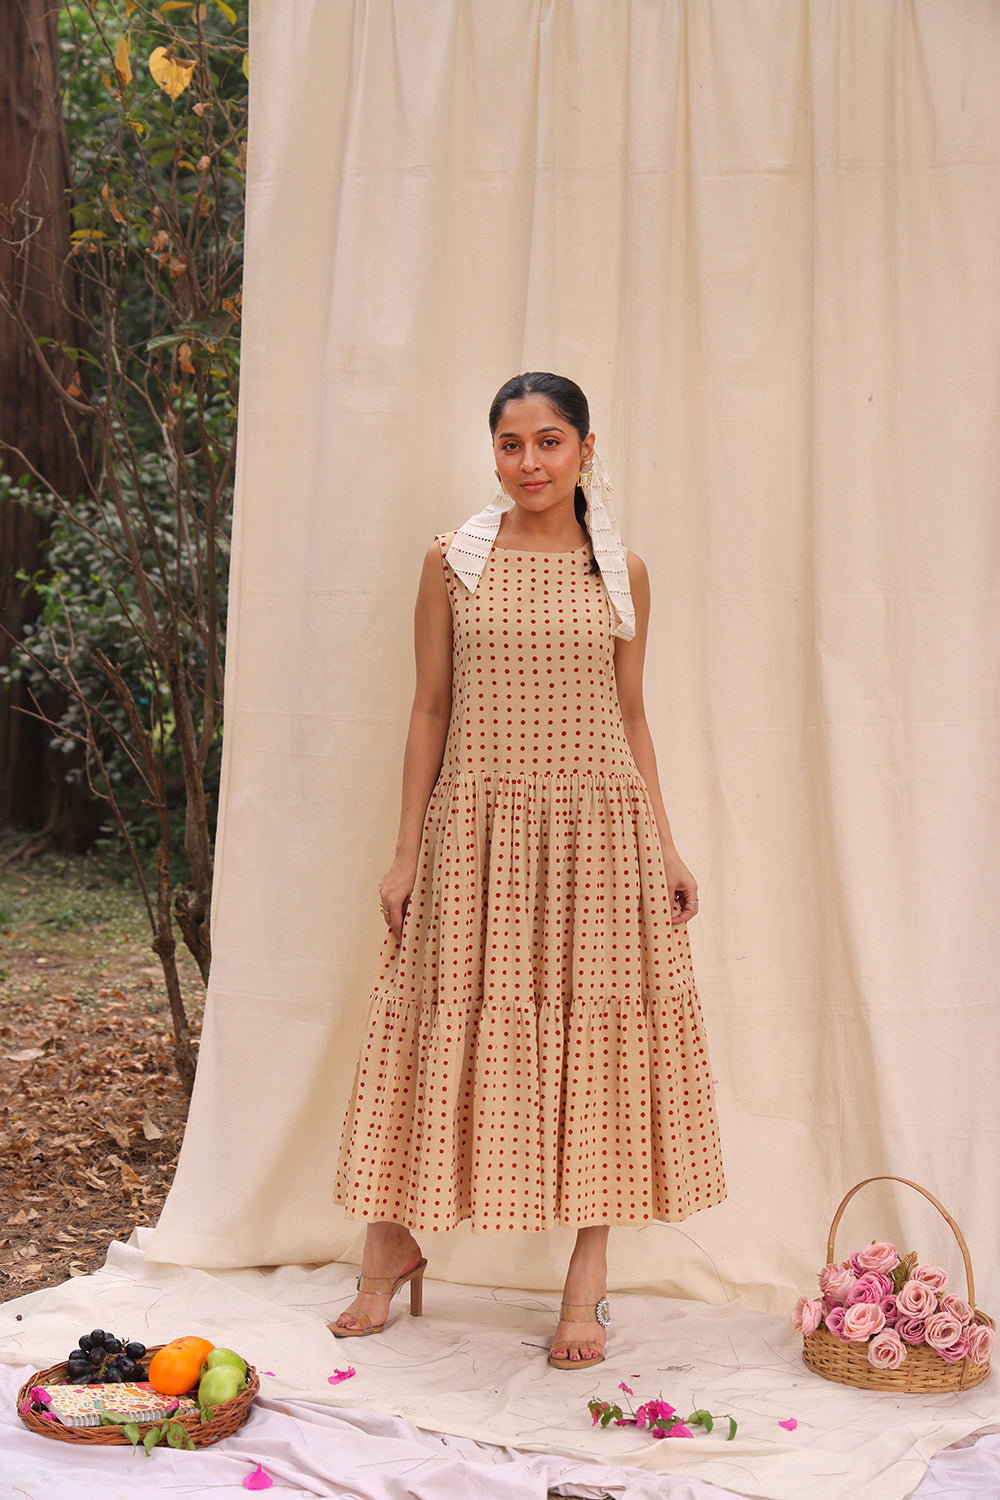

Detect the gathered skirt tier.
[{"left": 334, "top": 767, "right": 725, "bottom": 1234}]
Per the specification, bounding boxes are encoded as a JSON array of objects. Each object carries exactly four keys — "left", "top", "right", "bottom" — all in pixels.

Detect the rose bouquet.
[{"left": 795, "top": 1241, "right": 996, "bottom": 1376}]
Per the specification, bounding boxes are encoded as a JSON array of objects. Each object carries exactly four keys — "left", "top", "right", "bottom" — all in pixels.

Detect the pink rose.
[
  {"left": 867, "top": 1328, "right": 907, "bottom": 1370},
  {"left": 939, "top": 1295, "right": 974, "bottom": 1327},
  {"left": 824, "top": 1306, "right": 849, "bottom": 1341},
  {"left": 846, "top": 1273, "right": 893, "bottom": 1305},
  {"left": 896, "top": 1316, "right": 927, "bottom": 1345},
  {"left": 819, "top": 1264, "right": 855, "bottom": 1304},
  {"left": 910, "top": 1264, "right": 949, "bottom": 1294},
  {"left": 896, "top": 1280, "right": 938, "bottom": 1319},
  {"left": 793, "top": 1297, "right": 824, "bottom": 1336},
  {"left": 855, "top": 1242, "right": 899, "bottom": 1276},
  {"left": 938, "top": 1333, "right": 971, "bottom": 1364},
  {"left": 924, "top": 1312, "right": 963, "bottom": 1351},
  {"left": 880, "top": 1295, "right": 899, "bottom": 1327},
  {"left": 842, "top": 1302, "right": 886, "bottom": 1341},
  {"left": 967, "top": 1323, "right": 996, "bottom": 1364}
]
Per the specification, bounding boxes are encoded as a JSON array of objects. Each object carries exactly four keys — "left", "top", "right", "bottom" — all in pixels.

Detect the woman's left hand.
[{"left": 664, "top": 855, "right": 699, "bottom": 924}]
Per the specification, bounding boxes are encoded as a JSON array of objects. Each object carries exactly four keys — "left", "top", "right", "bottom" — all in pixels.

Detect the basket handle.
[{"left": 827, "top": 1175, "right": 976, "bottom": 1307}]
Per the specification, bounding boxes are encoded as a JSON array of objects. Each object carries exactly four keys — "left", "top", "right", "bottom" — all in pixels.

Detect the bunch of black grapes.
[{"left": 64, "top": 1330, "right": 147, "bottom": 1385}]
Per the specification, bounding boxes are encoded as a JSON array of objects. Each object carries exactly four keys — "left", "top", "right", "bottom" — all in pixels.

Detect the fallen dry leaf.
[
  {"left": 105, "top": 1120, "right": 131, "bottom": 1152},
  {"left": 0, "top": 890, "right": 202, "bottom": 1299}
]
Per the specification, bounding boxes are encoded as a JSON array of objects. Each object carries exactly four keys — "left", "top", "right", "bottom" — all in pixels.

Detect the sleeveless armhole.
[{"left": 436, "top": 532, "right": 459, "bottom": 615}]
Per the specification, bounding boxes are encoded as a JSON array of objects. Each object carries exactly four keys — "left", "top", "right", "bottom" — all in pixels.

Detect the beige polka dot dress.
[{"left": 334, "top": 535, "right": 725, "bottom": 1233}]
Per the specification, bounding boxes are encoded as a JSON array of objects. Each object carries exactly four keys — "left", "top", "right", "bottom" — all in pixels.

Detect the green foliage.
[
  {"left": 1, "top": 0, "right": 247, "bottom": 860},
  {"left": 100, "top": 1411, "right": 195, "bottom": 1453},
  {"left": 2, "top": 453, "right": 227, "bottom": 873},
  {"left": 0, "top": 828, "right": 149, "bottom": 934}
]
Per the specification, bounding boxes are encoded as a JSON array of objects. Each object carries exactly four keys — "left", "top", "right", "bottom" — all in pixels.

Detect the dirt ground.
[{"left": 0, "top": 846, "right": 203, "bottom": 1302}]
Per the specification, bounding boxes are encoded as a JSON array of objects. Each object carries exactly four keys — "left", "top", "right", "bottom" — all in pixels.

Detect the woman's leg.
[
  {"left": 551, "top": 1224, "right": 610, "bottom": 1363},
  {"left": 333, "top": 1219, "right": 424, "bottom": 1332}
]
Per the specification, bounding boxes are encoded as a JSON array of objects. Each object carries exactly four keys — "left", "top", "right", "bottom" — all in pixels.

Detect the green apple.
[
  {"left": 201, "top": 1347, "right": 247, "bottom": 1380},
  {"left": 197, "top": 1363, "right": 244, "bottom": 1409}
]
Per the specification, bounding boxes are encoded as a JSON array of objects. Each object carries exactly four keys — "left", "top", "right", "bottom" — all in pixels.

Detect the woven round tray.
[
  {"left": 803, "top": 1176, "right": 994, "bottom": 1393},
  {"left": 16, "top": 1344, "right": 259, "bottom": 1447}
]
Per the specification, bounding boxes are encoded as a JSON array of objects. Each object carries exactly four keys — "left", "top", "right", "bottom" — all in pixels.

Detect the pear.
[
  {"left": 197, "top": 1363, "right": 244, "bottom": 1410},
  {"left": 201, "top": 1347, "right": 248, "bottom": 1379}
]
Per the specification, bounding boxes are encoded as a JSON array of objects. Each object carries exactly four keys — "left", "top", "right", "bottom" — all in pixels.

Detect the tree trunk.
[{"left": 0, "top": 0, "right": 94, "bottom": 845}]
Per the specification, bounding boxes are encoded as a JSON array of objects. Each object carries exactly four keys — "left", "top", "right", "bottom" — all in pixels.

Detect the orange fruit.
[
  {"left": 147, "top": 1336, "right": 216, "bottom": 1395},
  {"left": 165, "top": 1335, "right": 215, "bottom": 1364}
]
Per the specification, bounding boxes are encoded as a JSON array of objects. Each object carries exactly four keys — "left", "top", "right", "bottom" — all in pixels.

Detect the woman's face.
[{"left": 492, "top": 394, "right": 594, "bottom": 515}]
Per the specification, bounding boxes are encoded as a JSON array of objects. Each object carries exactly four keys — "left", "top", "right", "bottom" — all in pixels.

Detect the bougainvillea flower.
[
  {"left": 653, "top": 1419, "right": 694, "bottom": 1439},
  {"left": 635, "top": 1398, "right": 677, "bottom": 1428},
  {"left": 328, "top": 1367, "right": 356, "bottom": 1384},
  {"left": 618, "top": 1382, "right": 633, "bottom": 1395},
  {"left": 779, "top": 1418, "right": 798, "bottom": 1431},
  {"left": 242, "top": 1463, "right": 273, "bottom": 1491}
]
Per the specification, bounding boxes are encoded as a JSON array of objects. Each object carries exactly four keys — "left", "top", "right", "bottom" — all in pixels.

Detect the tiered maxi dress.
[{"left": 334, "top": 534, "right": 725, "bottom": 1234}]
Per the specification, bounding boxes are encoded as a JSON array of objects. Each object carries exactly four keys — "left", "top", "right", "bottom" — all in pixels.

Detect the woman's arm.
[
  {"left": 379, "top": 542, "right": 454, "bottom": 939},
  {"left": 613, "top": 551, "right": 699, "bottom": 924}
]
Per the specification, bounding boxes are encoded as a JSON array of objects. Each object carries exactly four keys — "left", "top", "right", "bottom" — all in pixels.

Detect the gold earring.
[{"left": 578, "top": 460, "right": 593, "bottom": 489}]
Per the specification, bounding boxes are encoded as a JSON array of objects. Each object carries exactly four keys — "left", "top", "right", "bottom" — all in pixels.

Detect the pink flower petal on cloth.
[
  {"left": 328, "top": 1367, "right": 356, "bottom": 1384},
  {"left": 618, "top": 1383, "right": 633, "bottom": 1395},
  {"left": 242, "top": 1463, "right": 273, "bottom": 1491},
  {"left": 779, "top": 1418, "right": 798, "bottom": 1431},
  {"left": 261, "top": 1371, "right": 276, "bottom": 1378}
]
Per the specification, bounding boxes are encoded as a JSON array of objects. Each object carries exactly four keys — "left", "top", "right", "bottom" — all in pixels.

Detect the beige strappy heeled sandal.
[
  {"left": 548, "top": 1296, "right": 611, "bottom": 1370},
  {"left": 329, "top": 1257, "right": 428, "bottom": 1338}
]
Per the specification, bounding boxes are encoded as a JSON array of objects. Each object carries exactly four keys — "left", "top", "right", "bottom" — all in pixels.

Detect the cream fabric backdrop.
[{"left": 149, "top": 0, "right": 1000, "bottom": 1315}]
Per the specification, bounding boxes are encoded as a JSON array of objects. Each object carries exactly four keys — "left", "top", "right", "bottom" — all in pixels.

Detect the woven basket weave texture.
[
  {"left": 16, "top": 1344, "right": 259, "bottom": 1447},
  {"left": 802, "top": 1176, "right": 993, "bottom": 1393}
]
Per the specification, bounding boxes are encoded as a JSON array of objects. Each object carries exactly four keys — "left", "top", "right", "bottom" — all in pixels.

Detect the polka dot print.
[{"left": 333, "top": 535, "right": 726, "bottom": 1233}]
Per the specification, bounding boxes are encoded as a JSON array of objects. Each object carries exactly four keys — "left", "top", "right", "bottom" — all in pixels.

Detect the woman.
[{"left": 333, "top": 373, "right": 725, "bottom": 1368}]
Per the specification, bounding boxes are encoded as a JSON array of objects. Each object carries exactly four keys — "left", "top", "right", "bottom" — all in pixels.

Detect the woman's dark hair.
[{"left": 489, "top": 372, "right": 599, "bottom": 571}]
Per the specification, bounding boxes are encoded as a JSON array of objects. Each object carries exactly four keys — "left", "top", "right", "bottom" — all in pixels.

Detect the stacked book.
[{"left": 38, "top": 1382, "right": 199, "bottom": 1427}]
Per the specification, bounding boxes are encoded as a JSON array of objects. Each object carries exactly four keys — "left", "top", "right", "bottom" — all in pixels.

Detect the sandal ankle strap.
[{"left": 559, "top": 1296, "right": 611, "bottom": 1327}]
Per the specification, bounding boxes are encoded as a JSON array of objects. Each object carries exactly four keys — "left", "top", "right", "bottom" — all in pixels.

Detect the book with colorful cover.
[{"left": 41, "top": 1382, "right": 199, "bottom": 1427}]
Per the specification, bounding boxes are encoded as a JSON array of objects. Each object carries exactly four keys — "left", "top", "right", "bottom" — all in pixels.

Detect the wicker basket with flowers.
[{"left": 795, "top": 1176, "right": 995, "bottom": 1393}]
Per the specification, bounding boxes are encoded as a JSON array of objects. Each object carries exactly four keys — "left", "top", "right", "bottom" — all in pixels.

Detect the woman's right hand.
[{"left": 379, "top": 855, "right": 418, "bottom": 941}]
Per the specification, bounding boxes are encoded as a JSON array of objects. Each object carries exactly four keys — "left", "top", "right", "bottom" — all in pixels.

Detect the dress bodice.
[{"left": 439, "top": 540, "right": 641, "bottom": 780}]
